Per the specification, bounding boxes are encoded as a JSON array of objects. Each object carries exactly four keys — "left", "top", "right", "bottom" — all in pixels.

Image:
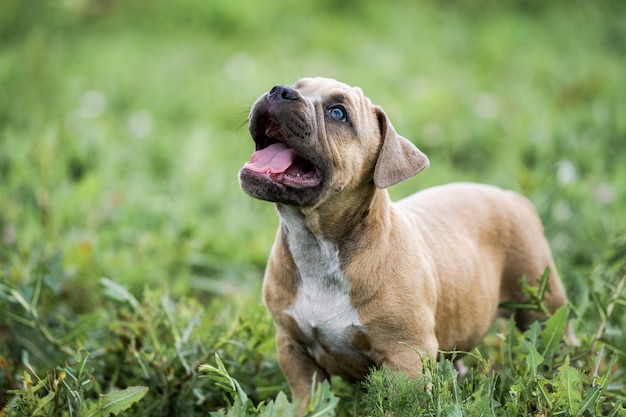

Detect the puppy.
[{"left": 238, "top": 77, "right": 576, "bottom": 405}]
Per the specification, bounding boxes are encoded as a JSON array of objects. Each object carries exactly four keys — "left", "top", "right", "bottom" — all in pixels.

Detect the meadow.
[{"left": 1, "top": 0, "right": 625, "bottom": 415}]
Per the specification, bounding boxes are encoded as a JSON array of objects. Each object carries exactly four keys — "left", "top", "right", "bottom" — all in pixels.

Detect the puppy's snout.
[{"left": 268, "top": 85, "right": 298, "bottom": 101}]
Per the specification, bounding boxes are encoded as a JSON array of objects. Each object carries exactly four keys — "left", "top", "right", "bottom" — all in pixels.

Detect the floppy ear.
[{"left": 373, "top": 107, "right": 429, "bottom": 188}]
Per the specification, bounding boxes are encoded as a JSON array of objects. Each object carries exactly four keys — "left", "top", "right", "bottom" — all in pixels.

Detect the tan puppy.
[{"left": 238, "top": 77, "right": 576, "bottom": 405}]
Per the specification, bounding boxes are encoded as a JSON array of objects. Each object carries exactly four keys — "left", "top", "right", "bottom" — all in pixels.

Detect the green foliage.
[
  {"left": 0, "top": 253, "right": 283, "bottom": 415},
  {"left": 1, "top": 0, "right": 626, "bottom": 415},
  {"left": 199, "top": 354, "right": 339, "bottom": 417},
  {"left": 4, "top": 350, "right": 148, "bottom": 417},
  {"left": 360, "top": 312, "right": 625, "bottom": 417}
]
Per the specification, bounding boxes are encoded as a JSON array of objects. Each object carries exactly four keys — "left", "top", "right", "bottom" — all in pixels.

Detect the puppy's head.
[{"left": 239, "top": 77, "right": 429, "bottom": 207}]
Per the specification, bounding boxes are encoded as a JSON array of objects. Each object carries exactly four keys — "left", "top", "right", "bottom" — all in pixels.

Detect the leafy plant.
[
  {"left": 0, "top": 253, "right": 282, "bottom": 416},
  {"left": 4, "top": 350, "right": 148, "bottom": 417},
  {"left": 199, "top": 354, "right": 339, "bottom": 417},
  {"left": 361, "top": 312, "right": 625, "bottom": 416}
]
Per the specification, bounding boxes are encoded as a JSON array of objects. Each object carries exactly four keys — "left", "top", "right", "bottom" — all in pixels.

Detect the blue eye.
[{"left": 329, "top": 106, "right": 347, "bottom": 122}]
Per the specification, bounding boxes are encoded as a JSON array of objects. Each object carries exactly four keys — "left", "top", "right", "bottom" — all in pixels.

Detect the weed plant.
[{"left": 1, "top": 0, "right": 626, "bottom": 415}]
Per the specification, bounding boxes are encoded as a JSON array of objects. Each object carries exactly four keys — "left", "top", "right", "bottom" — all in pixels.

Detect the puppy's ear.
[{"left": 373, "top": 107, "right": 429, "bottom": 188}]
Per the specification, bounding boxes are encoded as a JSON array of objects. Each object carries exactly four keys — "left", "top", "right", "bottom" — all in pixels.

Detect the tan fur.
[{"left": 238, "top": 77, "right": 576, "bottom": 408}]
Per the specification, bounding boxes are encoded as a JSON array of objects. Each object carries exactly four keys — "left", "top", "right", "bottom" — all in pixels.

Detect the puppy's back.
[{"left": 397, "top": 181, "right": 565, "bottom": 315}]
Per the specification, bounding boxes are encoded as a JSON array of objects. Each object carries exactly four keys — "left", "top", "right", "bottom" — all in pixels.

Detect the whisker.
[{"left": 232, "top": 101, "right": 253, "bottom": 131}]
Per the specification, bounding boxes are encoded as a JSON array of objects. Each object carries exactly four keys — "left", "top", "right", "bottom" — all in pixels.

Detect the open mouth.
[{"left": 243, "top": 115, "right": 322, "bottom": 188}]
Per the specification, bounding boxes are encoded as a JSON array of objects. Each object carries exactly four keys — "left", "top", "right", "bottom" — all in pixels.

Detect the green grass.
[{"left": 1, "top": 0, "right": 625, "bottom": 415}]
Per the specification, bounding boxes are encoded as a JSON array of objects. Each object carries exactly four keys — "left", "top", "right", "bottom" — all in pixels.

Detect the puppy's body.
[{"left": 239, "top": 77, "right": 575, "bottom": 405}]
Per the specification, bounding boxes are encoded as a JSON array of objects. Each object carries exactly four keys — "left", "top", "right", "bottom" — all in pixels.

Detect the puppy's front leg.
[
  {"left": 275, "top": 327, "right": 330, "bottom": 409},
  {"left": 382, "top": 334, "right": 439, "bottom": 379}
]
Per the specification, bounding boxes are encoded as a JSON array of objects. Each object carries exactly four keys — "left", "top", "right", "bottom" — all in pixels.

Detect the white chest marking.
[{"left": 280, "top": 208, "right": 364, "bottom": 360}]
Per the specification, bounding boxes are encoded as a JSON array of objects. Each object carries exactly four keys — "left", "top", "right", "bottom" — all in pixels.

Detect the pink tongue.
[{"left": 244, "top": 143, "right": 297, "bottom": 174}]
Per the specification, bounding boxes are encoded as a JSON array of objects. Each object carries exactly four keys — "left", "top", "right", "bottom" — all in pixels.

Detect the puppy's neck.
[{"left": 276, "top": 186, "right": 391, "bottom": 244}]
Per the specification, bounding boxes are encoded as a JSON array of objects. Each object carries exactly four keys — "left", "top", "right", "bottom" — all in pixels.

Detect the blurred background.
[{"left": 1, "top": 0, "right": 625, "bottom": 413}]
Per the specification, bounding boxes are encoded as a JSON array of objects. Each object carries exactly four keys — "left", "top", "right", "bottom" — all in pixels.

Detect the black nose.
[{"left": 268, "top": 85, "right": 298, "bottom": 101}]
